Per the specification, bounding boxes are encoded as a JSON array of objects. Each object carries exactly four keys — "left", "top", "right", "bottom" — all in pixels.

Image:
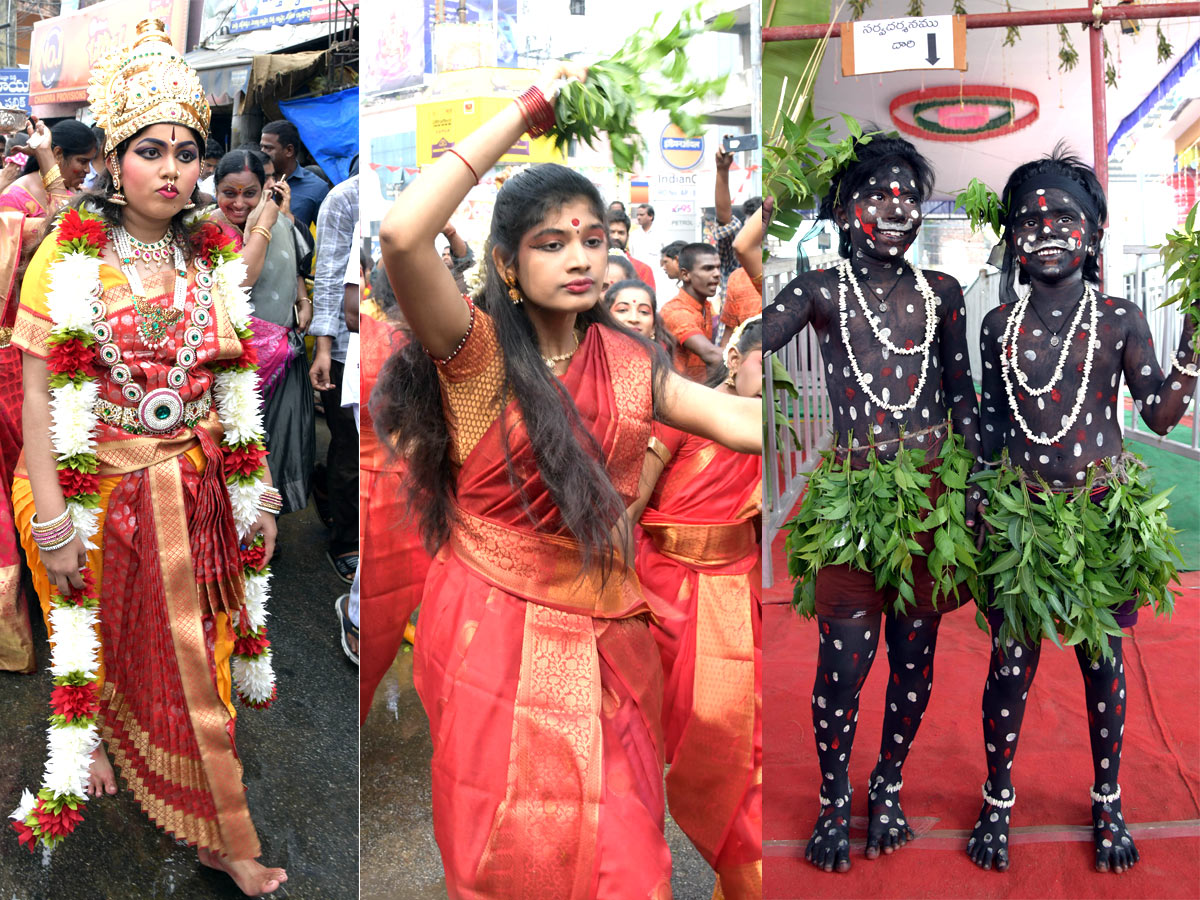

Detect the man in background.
[{"left": 261, "top": 119, "right": 331, "bottom": 231}]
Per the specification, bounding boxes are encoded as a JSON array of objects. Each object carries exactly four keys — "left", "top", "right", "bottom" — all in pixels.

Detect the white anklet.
[
  {"left": 1090, "top": 784, "right": 1121, "bottom": 804},
  {"left": 982, "top": 785, "right": 1016, "bottom": 809}
]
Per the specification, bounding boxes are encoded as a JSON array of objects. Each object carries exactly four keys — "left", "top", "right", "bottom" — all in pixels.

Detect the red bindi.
[{"left": 571, "top": 218, "right": 580, "bottom": 227}]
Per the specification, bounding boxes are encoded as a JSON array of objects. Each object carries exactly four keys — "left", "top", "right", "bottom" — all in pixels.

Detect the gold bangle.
[
  {"left": 40, "top": 163, "right": 61, "bottom": 189},
  {"left": 251, "top": 225, "right": 273, "bottom": 242}
]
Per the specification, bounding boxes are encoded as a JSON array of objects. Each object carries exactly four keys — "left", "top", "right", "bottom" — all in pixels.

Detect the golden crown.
[{"left": 88, "top": 18, "right": 209, "bottom": 158}]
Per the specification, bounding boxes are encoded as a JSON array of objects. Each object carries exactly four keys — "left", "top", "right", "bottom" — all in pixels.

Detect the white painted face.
[
  {"left": 1011, "top": 187, "right": 1094, "bottom": 283},
  {"left": 842, "top": 162, "right": 923, "bottom": 262}
]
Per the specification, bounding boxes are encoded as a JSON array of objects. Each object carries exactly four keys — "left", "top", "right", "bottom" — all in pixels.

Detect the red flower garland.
[
  {"left": 224, "top": 443, "right": 268, "bottom": 479},
  {"left": 56, "top": 467, "right": 100, "bottom": 499},
  {"left": 56, "top": 210, "right": 108, "bottom": 249},
  {"left": 50, "top": 683, "right": 100, "bottom": 723}
]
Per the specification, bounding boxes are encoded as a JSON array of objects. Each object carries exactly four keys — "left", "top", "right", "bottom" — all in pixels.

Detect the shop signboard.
[
  {"left": 29, "top": 0, "right": 188, "bottom": 106},
  {"left": 229, "top": 0, "right": 333, "bottom": 35},
  {"left": 841, "top": 15, "right": 966, "bottom": 76},
  {"left": 422, "top": 0, "right": 519, "bottom": 76},
  {"left": 0, "top": 70, "right": 30, "bottom": 113},
  {"left": 416, "top": 95, "right": 563, "bottom": 166}
]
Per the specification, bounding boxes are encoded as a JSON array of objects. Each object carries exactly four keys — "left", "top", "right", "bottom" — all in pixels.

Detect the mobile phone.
[
  {"left": 722, "top": 133, "right": 759, "bottom": 153},
  {"left": 272, "top": 186, "right": 283, "bottom": 205}
]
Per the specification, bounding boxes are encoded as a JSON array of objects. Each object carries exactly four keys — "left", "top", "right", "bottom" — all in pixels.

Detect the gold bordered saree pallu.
[{"left": 415, "top": 311, "right": 673, "bottom": 900}]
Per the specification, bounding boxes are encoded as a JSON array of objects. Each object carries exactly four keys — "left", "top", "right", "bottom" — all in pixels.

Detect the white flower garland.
[
  {"left": 836, "top": 258, "right": 937, "bottom": 412},
  {"left": 999, "top": 283, "right": 1099, "bottom": 446},
  {"left": 16, "top": 236, "right": 276, "bottom": 841},
  {"left": 209, "top": 257, "right": 276, "bottom": 708},
  {"left": 1008, "top": 289, "right": 1091, "bottom": 396}
]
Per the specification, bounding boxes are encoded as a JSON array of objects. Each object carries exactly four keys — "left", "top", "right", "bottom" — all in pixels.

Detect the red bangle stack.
[{"left": 514, "top": 86, "right": 556, "bottom": 138}]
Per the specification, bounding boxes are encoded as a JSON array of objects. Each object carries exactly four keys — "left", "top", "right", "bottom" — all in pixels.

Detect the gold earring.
[
  {"left": 109, "top": 157, "right": 127, "bottom": 206},
  {"left": 725, "top": 368, "right": 737, "bottom": 388},
  {"left": 506, "top": 277, "right": 523, "bottom": 305}
]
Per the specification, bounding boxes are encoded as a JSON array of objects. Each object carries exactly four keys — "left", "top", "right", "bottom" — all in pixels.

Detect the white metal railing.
[{"left": 763, "top": 256, "right": 832, "bottom": 588}]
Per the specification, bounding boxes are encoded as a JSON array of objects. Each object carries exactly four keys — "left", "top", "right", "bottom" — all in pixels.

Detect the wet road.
[
  {"left": 0, "top": 420, "right": 358, "bottom": 900},
  {"left": 360, "top": 638, "right": 715, "bottom": 899}
]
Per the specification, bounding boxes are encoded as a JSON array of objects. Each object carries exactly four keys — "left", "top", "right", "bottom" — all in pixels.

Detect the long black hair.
[
  {"left": 998, "top": 142, "right": 1106, "bottom": 290},
  {"left": 372, "top": 163, "right": 669, "bottom": 569},
  {"left": 64, "top": 126, "right": 206, "bottom": 261},
  {"left": 819, "top": 134, "right": 935, "bottom": 259},
  {"left": 21, "top": 120, "right": 96, "bottom": 175}
]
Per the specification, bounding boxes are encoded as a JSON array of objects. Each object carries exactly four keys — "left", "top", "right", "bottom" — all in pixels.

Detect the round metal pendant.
[
  {"left": 138, "top": 388, "right": 184, "bottom": 433},
  {"left": 1050, "top": 335, "right": 1060, "bottom": 347}
]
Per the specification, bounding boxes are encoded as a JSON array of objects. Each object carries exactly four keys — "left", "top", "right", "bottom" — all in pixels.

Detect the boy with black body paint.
[
  {"left": 766, "top": 137, "right": 984, "bottom": 873},
  {"left": 967, "top": 149, "right": 1197, "bottom": 874}
]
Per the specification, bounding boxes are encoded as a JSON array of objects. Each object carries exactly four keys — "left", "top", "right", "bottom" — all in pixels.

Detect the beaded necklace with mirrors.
[
  {"left": 999, "top": 282, "right": 1099, "bottom": 446},
  {"left": 836, "top": 257, "right": 938, "bottom": 413},
  {"left": 94, "top": 222, "right": 216, "bottom": 433}
]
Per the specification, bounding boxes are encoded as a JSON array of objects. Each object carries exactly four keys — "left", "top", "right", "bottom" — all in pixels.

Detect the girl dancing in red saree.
[
  {"left": 374, "top": 64, "right": 761, "bottom": 898},
  {"left": 7, "top": 21, "right": 285, "bottom": 896},
  {"left": 635, "top": 316, "right": 763, "bottom": 898}
]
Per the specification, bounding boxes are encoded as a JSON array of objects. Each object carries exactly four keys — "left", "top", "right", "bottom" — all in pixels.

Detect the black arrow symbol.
[{"left": 926, "top": 33, "right": 940, "bottom": 65}]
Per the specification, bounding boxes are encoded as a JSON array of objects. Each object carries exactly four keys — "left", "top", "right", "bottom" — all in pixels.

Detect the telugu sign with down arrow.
[{"left": 841, "top": 15, "right": 967, "bottom": 77}]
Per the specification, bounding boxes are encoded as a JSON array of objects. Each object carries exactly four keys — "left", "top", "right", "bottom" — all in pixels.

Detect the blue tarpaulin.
[{"left": 280, "top": 86, "right": 359, "bottom": 184}]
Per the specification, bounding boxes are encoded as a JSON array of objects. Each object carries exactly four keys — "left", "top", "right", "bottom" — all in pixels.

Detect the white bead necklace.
[
  {"left": 1008, "top": 287, "right": 1091, "bottom": 397},
  {"left": 112, "top": 226, "right": 188, "bottom": 349},
  {"left": 840, "top": 258, "right": 937, "bottom": 356},
  {"left": 836, "top": 258, "right": 937, "bottom": 413},
  {"left": 999, "top": 282, "right": 1099, "bottom": 446}
]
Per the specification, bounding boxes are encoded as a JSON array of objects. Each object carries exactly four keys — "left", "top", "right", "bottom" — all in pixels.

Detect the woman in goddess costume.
[
  {"left": 633, "top": 316, "right": 764, "bottom": 897},
  {"left": 0, "top": 119, "right": 97, "bottom": 673},
  {"left": 373, "top": 64, "right": 761, "bottom": 897},
  {"left": 8, "top": 21, "right": 286, "bottom": 897}
]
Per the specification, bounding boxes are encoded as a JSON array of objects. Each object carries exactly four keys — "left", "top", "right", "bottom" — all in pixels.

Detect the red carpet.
[{"left": 764, "top": 511, "right": 1200, "bottom": 899}]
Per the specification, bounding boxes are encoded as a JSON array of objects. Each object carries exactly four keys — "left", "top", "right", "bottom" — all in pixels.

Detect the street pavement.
[
  {"left": 360, "top": 632, "right": 716, "bottom": 899},
  {"left": 0, "top": 419, "right": 358, "bottom": 900}
]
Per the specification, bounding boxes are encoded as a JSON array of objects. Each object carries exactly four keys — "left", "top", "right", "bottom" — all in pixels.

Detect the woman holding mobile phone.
[{"left": 211, "top": 148, "right": 315, "bottom": 517}]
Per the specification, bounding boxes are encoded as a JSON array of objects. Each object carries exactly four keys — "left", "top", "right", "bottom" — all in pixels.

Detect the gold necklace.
[{"left": 541, "top": 331, "right": 580, "bottom": 369}]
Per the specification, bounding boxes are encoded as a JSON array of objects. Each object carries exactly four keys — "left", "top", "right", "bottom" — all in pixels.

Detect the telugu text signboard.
[
  {"left": 841, "top": 15, "right": 966, "bottom": 77},
  {"left": 0, "top": 70, "right": 30, "bottom": 113}
]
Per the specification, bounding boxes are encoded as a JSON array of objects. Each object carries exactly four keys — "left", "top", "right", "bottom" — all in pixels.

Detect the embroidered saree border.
[
  {"left": 474, "top": 603, "right": 603, "bottom": 898},
  {"left": 665, "top": 570, "right": 757, "bottom": 870},
  {"left": 147, "top": 459, "right": 259, "bottom": 859},
  {"left": 641, "top": 518, "right": 758, "bottom": 570},
  {"left": 449, "top": 507, "right": 647, "bottom": 619}
]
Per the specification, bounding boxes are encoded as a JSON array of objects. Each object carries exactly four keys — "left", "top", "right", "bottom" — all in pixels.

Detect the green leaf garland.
[
  {"left": 786, "top": 426, "right": 976, "bottom": 618},
  {"left": 549, "top": 5, "right": 733, "bottom": 173}
]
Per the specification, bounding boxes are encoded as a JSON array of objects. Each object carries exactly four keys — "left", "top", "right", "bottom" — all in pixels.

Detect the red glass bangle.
[
  {"left": 446, "top": 148, "right": 479, "bottom": 184},
  {"left": 515, "top": 86, "right": 556, "bottom": 138}
]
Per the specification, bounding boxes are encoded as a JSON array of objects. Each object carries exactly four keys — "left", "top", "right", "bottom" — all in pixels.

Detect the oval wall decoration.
[{"left": 890, "top": 85, "right": 1039, "bottom": 142}]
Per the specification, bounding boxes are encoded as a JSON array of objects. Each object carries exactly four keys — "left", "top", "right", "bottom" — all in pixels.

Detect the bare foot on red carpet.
[
  {"left": 199, "top": 847, "right": 288, "bottom": 896},
  {"left": 87, "top": 744, "right": 117, "bottom": 797}
]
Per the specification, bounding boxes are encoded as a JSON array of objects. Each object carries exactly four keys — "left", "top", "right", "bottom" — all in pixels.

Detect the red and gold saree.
[
  {"left": 415, "top": 309, "right": 672, "bottom": 899},
  {"left": 10, "top": 231, "right": 261, "bottom": 859},
  {"left": 636, "top": 425, "right": 762, "bottom": 898},
  {"left": 359, "top": 312, "right": 429, "bottom": 721}
]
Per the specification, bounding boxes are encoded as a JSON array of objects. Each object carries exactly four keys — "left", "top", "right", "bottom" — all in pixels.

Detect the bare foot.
[
  {"left": 88, "top": 744, "right": 118, "bottom": 797},
  {"left": 199, "top": 847, "right": 288, "bottom": 896}
]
